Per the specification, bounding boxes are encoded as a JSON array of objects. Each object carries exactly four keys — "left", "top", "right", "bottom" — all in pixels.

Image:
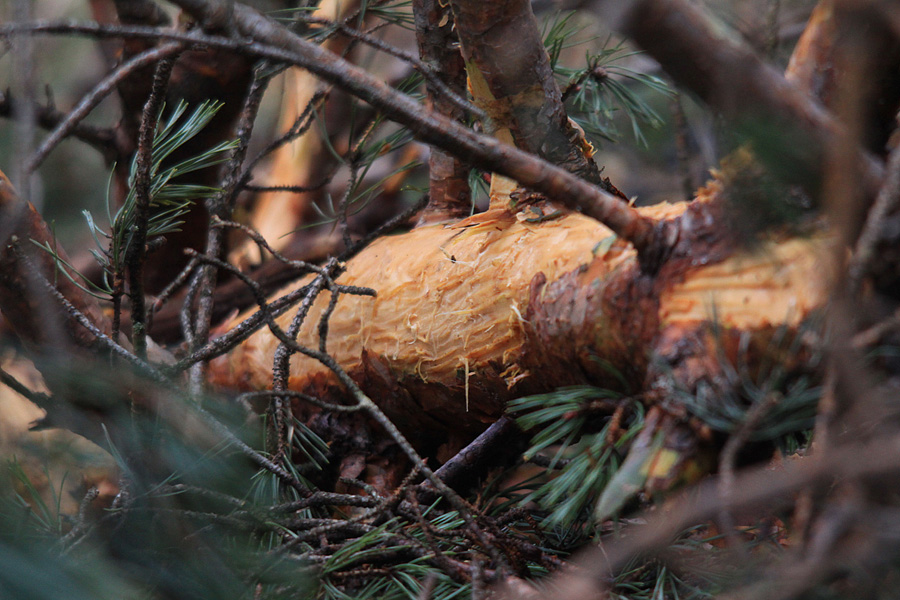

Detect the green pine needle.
[
  {"left": 668, "top": 319, "right": 823, "bottom": 444},
  {"left": 508, "top": 386, "right": 646, "bottom": 531},
  {"left": 542, "top": 11, "right": 672, "bottom": 146},
  {"left": 35, "top": 100, "right": 237, "bottom": 301}
]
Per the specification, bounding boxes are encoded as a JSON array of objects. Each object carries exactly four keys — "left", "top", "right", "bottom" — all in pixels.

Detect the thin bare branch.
[
  {"left": 2, "top": 16, "right": 661, "bottom": 258},
  {"left": 849, "top": 141, "right": 900, "bottom": 291},
  {"left": 25, "top": 41, "right": 183, "bottom": 174},
  {"left": 0, "top": 172, "right": 110, "bottom": 352},
  {"left": 187, "top": 67, "right": 270, "bottom": 392},
  {"left": 0, "top": 91, "right": 121, "bottom": 160},
  {"left": 427, "top": 416, "right": 524, "bottom": 494},
  {"left": 303, "top": 13, "right": 483, "bottom": 120}
]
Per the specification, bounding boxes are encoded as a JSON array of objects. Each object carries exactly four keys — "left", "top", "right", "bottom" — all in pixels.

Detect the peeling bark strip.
[
  {"left": 450, "top": 0, "right": 603, "bottom": 186},
  {"left": 209, "top": 182, "right": 832, "bottom": 448}
]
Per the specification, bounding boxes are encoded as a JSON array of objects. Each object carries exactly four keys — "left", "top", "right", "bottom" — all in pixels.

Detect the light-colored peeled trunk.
[{"left": 209, "top": 177, "right": 832, "bottom": 448}]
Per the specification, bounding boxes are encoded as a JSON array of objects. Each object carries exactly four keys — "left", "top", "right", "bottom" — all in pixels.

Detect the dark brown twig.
[
  {"left": 12, "top": 244, "right": 167, "bottom": 384},
  {"left": 242, "top": 181, "right": 331, "bottom": 194},
  {"left": 146, "top": 255, "right": 200, "bottom": 331},
  {"left": 270, "top": 259, "right": 339, "bottom": 460},
  {"left": 0, "top": 91, "right": 121, "bottom": 160},
  {"left": 0, "top": 172, "right": 111, "bottom": 353},
  {"left": 211, "top": 217, "right": 324, "bottom": 275},
  {"left": 127, "top": 53, "right": 180, "bottom": 360},
  {"left": 187, "top": 66, "right": 271, "bottom": 392},
  {"left": 849, "top": 142, "right": 900, "bottom": 292},
  {"left": 303, "top": 13, "right": 482, "bottom": 121},
  {"left": 717, "top": 393, "right": 781, "bottom": 551},
  {"left": 425, "top": 416, "right": 524, "bottom": 494},
  {"left": 234, "top": 88, "right": 328, "bottom": 205},
  {"left": 0, "top": 365, "right": 52, "bottom": 406}
]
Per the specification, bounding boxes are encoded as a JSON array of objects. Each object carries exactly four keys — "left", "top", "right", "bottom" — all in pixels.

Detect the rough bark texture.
[{"left": 413, "top": 0, "right": 472, "bottom": 224}]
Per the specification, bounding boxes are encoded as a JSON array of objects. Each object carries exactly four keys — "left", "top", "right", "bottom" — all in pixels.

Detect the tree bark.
[
  {"left": 450, "top": 0, "right": 599, "bottom": 180},
  {"left": 413, "top": 0, "right": 472, "bottom": 223},
  {"left": 0, "top": 172, "right": 111, "bottom": 354}
]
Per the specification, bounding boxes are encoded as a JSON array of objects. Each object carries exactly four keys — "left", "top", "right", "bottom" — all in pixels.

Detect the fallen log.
[
  {"left": 208, "top": 166, "right": 833, "bottom": 454},
  {"left": 183, "top": 0, "right": 853, "bottom": 478}
]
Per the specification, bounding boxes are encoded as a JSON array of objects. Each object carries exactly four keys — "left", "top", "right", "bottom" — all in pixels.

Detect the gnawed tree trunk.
[
  {"left": 0, "top": 0, "right": 867, "bottom": 487},
  {"left": 207, "top": 1, "right": 839, "bottom": 463},
  {"left": 199, "top": 2, "right": 852, "bottom": 474},
  {"left": 209, "top": 169, "right": 832, "bottom": 454}
]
